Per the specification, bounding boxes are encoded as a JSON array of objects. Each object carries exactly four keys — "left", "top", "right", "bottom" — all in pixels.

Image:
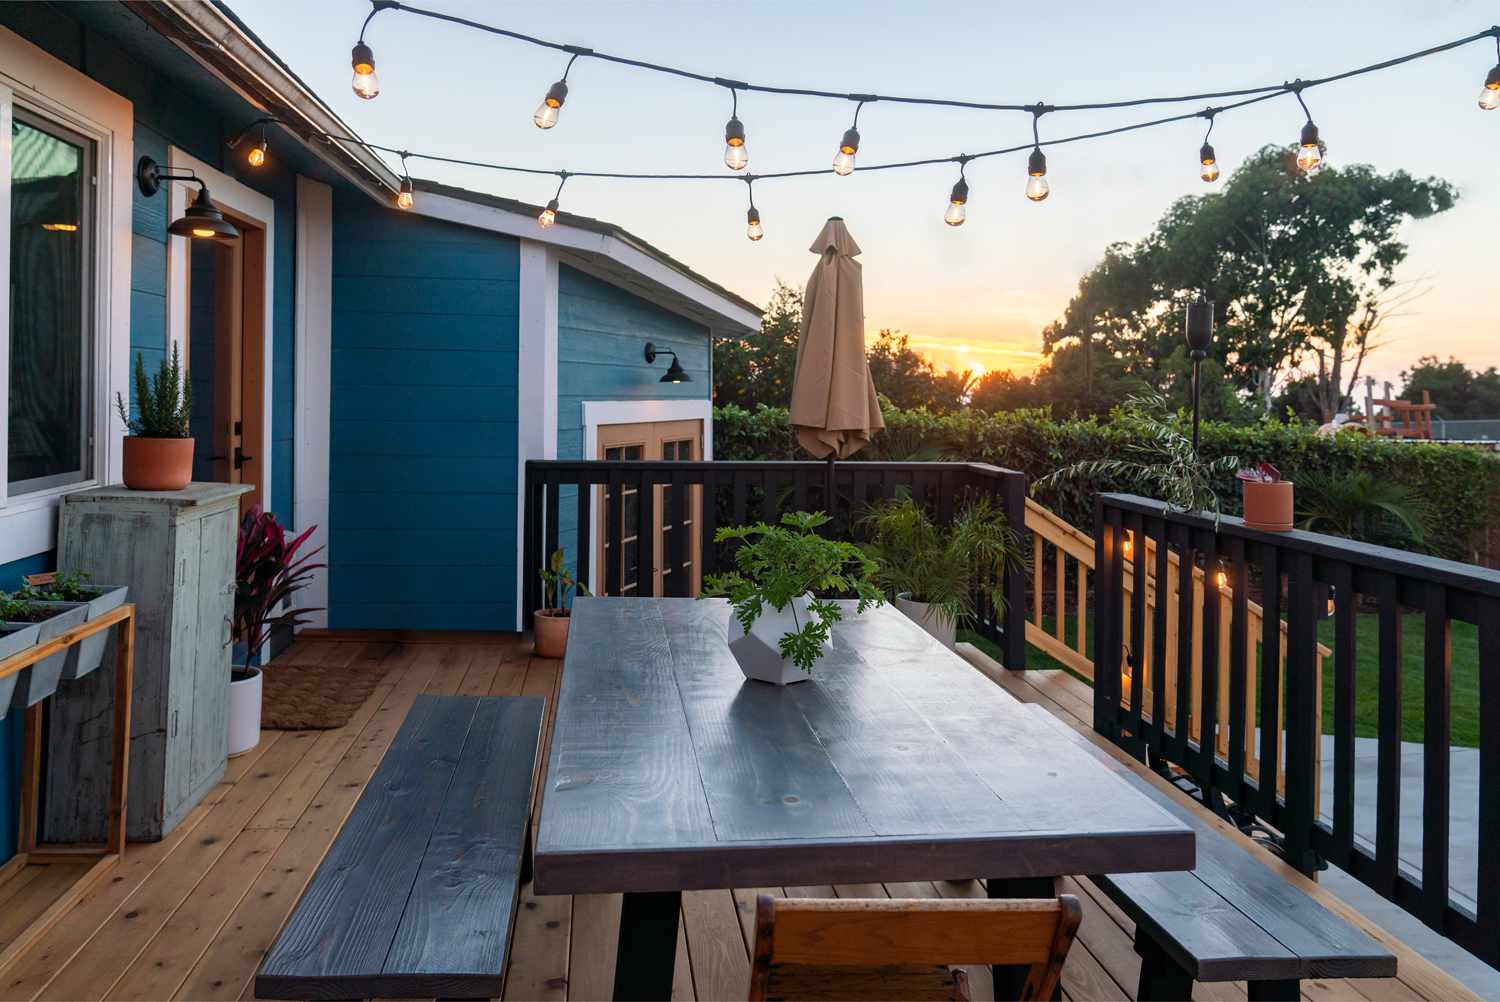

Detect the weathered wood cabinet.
[{"left": 44, "top": 483, "right": 251, "bottom": 842}]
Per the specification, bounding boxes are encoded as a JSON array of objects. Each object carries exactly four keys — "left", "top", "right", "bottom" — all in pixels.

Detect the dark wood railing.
[
  {"left": 523, "top": 460, "right": 1028, "bottom": 667},
  {"left": 1094, "top": 492, "right": 1500, "bottom": 968}
]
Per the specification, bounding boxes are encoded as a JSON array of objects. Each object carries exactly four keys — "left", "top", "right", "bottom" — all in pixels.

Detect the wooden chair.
[{"left": 748, "top": 894, "right": 1082, "bottom": 1002}]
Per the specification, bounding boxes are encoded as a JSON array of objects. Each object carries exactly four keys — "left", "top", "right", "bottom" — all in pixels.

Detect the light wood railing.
[{"left": 1023, "top": 498, "right": 1327, "bottom": 798}]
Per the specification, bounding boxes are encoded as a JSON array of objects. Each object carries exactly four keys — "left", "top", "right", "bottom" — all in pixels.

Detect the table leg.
[
  {"left": 987, "top": 876, "right": 1061, "bottom": 1001},
  {"left": 613, "top": 890, "right": 681, "bottom": 1001}
]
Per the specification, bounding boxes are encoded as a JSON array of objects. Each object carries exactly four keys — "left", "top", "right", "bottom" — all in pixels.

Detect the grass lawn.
[{"left": 961, "top": 610, "right": 1480, "bottom": 748}]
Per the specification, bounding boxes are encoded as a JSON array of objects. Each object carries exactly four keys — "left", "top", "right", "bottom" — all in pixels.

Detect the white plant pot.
[
  {"left": 893, "top": 594, "right": 957, "bottom": 649},
  {"left": 228, "top": 666, "right": 262, "bottom": 757},
  {"left": 727, "top": 594, "right": 833, "bottom": 686}
]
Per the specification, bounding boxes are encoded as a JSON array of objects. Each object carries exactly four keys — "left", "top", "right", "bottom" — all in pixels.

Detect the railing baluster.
[
  {"left": 732, "top": 470, "right": 748, "bottom": 527},
  {"left": 605, "top": 469, "right": 623, "bottom": 596},
  {"left": 522, "top": 464, "right": 541, "bottom": 627},
  {"left": 1151, "top": 518, "right": 1169, "bottom": 766},
  {"left": 1284, "top": 549, "right": 1319, "bottom": 873},
  {"left": 1032, "top": 535, "right": 1044, "bottom": 628},
  {"left": 1054, "top": 545, "right": 1066, "bottom": 645},
  {"left": 637, "top": 468, "right": 656, "bottom": 596},
  {"left": 1421, "top": 582, "right": 1451, "bottom": 930},
  {"left": 575, "top": 478, "right": 592, "bottom": 595},
  {"left": 667, "top": 472, "right": 687, "bottom": 597},
  {"left": 1227, "top": 536, "right": 1248, "bottom": 810},
  {"left": 761, "top": 469, "right": 777, "bottom": 524},
  {"left": 1092, "top": 501, "right": 1124, "bottom": 741},
  {"left": 544, "top": 471, "right": 561, "bottom": 572},
  {"left": 701, "top": 468, "right": 719, "bottom": 578},
  {"left": 1478, "top": 598, "right": 1500, "bottom": 953},
  {"left": 1258, "top": 545, "right": 1282, "bottom": 822},
  {"left": 1331, "top": 561, "right": 1357, "bottom": 868},
  {"left": 1198, "top": 528, "right": 1221, "bottom": 804},
  {"left": 1374, "top": 573, "right": 1402, "bottom": 898},
  {"left": 1127, "top": 512, "right": 1147, "bottom": 757},
  {"left": 1173, "top": 523, "right": 1195, "bottom": 767}
]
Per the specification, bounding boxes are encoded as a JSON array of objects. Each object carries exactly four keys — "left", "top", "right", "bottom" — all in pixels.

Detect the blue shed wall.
[{"left": 328, "top": 191, "right": 520, "bottom": 630}]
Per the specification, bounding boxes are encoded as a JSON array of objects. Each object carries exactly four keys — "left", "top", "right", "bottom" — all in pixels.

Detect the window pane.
[{"left": 8, "top": 112, "right": 93, "bottom": 493}]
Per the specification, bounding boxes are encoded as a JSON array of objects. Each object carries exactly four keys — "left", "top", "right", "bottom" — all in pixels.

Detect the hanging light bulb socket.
[
  {"left": 227, "top": 117, "right": 279, "bottom": 169},
  {"left": 1198, "top": 109, "right": 1220, "bottom": 182},
  {"left": 535, "top": 48, "right": 590, "bottom": 129},
  {"left": 944, "top": 159, "right": 970, "bottom": 226},
  {"left": 349, "top": 1, "right": 396, "bottom": 99},
  {"left": 743, "top": 176, "right": 763, "bottom": 241},
  {"left": 832, "top": 98, "right": 872, "bottom": 176},
  {"left": 1289, "top": 82, "right": 1324, "bottom": 173},
  {"left": 394, "top": 152, "right": 415, "bottom": 210},
  {"left": 539, "top": 172, "right": 568, "bottom": 228},
  {"left": 1025, "top": 104, "right": 1052, "bottom": 201},
  {"left": 1481, "top": 37, "right": 1500, "bottom": 109},
  {"left": 724, "top": 115, "right": 747, "bottom": 170}
]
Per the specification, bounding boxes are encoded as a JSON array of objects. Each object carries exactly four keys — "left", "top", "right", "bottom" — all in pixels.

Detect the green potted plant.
[
  {"left": 858, "top": 495, "right": 1020, "bottom": 649},
  {"left": 115, "top": 344, "right": 193, "bottom": 491},
  {"left": 534, "top": 549, "right": 588, "bottom": 659},
  {"left": 0, "top": 590, "right": 87, "bottom": 710},
  {"left": 703, "top": 511, "right": 883, "bottom": 685},
  {"left": 17, "top": 572, "right": 129, "bottom": 681},
  {"left": 232, "top": 506, "right": 325, "bottom": 756}
]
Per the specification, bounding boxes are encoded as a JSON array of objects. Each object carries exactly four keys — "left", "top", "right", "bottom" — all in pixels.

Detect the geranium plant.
[
  {"left": 1237, "top": 462, "right": 1282, "bottom": 484},
  {"left": 703, "top": 511, "right": 883, "bottom": 672},
  {"left": 234, "top": 506, "right": 326, "bottom": 663},
  {"left": 538, "top": 548, "right": 589, "bottom": 614}
]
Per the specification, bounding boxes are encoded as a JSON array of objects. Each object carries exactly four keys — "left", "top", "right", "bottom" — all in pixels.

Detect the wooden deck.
[{"left": 0, "top": 636, "right": 1478, "bottom": 1002}]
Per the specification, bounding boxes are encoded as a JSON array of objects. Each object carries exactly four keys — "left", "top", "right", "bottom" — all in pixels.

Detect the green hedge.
[{"left": 713, "top": 403, "right": 1500, "bottom": 563}]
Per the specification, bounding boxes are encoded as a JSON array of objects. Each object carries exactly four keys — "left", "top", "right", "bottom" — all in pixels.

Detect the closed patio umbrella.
[{"left": 790, "top": 218, "right": 884, "bottom": 504}]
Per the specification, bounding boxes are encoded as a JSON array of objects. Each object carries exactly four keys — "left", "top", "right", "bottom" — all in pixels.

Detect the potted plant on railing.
[
  {"left": 0, "top": 590, "right": 87, "bottom": 710},
  {"left": 858, "top": 495, "right": 1020, "bottom": 649},
  {"left": 232, "top": 506, "right": 325, "bottom": 756},
  {"left": 534, "top": 549, "right": 588, "bottom": 659},
  {"left": 1238, "top": 462, "right": 1294, "bottom": 532},
  {"left": 17, "top": 571, "right": 129, "bottom": 681},
  {"left": 115, "top": 344, "right": 193, "bottom": 491},
  {"left": 703, "top": 511, "right": 883, "bottom": 685}
]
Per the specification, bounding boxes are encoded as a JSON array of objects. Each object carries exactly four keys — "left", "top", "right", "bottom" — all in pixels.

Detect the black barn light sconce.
[
  {"left": 644, "top": 342, "right": 690, "bottom": 383},
  {"left": 136, "top": 157, "right": 240, "bottom": 241}
]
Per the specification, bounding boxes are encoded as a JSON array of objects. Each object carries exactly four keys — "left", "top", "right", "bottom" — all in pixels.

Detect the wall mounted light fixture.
[
  {"left": 644, "top": 342, "right": 690, "bottom": 383},
  {"left": 136, "top": 157, "right": 240, "bottom": 241}
]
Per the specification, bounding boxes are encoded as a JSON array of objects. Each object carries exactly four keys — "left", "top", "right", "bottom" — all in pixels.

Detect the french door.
[{"left": 597, "top": 419, "right": 703, "bottom": 597}]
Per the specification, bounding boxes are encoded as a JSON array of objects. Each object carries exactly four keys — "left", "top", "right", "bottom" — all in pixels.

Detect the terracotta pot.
[
  {"left": 533, "top": 609, "right": 571, "bottom": 659},
  {"left": 122, "top": 436, "right": 194, "bottom": 491},
  {"left": 1242, "top": 480, "right": 1294, "bottom": 532}
]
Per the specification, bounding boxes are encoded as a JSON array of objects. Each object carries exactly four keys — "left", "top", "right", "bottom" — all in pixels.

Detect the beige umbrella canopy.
[{"left": 790, "top": 217, "right": 884, "bottom": 460}]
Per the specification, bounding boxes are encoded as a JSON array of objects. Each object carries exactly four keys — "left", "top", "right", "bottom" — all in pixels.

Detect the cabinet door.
[{"left": 188, "top": 508, "right": 234, "bottom": 792}]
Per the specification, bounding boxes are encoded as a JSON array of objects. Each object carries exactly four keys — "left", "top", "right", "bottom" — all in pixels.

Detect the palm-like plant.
[
  {"left": 1296, "top": 471, "right": 1429, "bottom": 547},
  {"left": 234, "top": 506, "right": 326, "bottom": 663},
  {"left": 1032, "top": 394, "right": 1239, "bottom": 520},
  {"left": 858, "top": 495, "right": 1021, "bottom": 631}
]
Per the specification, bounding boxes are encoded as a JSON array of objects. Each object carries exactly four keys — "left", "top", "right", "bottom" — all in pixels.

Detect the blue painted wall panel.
[
  {"left": 328, "top": 189, "right": 520, "bottom": 630},
  {"left": 0, "top": 552, "right": 53, "bottom": 862}
]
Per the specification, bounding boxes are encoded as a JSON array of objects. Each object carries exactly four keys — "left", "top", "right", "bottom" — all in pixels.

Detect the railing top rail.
[
  {"left": 526, "top": 459, "right": 1025, "bottom": 479},
  {"left": 1100, "top": 492, "right": 1500, "bottom": 598}
]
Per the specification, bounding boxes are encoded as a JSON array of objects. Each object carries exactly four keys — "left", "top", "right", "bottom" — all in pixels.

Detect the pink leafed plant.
[
  {"left": 234, "top": 505, "right": 326, "bottom": 661},
  {"left": 1236, "top": 462, "right": 1282, "bottom": 484}
]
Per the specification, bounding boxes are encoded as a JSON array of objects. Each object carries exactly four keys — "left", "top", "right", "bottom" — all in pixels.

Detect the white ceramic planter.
[
  {"left": 228, "top": 666, "right": 263, "bottom": 757},
  {"left": 893, "top": 594, "right": 957, "bottom": 649},
  {"left": 727, "top": 594, "right": 833, "bottom": 686}
]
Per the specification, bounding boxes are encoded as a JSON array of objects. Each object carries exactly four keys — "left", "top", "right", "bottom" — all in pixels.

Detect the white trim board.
[
  {"left": 165, "top": 145, "right": 275, "bottom": 523},
  {"left": 294, "top": 175, "right": 333, "bottom": 629},
  {"left": 514, "top": 242, "right": 560, "bottom": 628}
]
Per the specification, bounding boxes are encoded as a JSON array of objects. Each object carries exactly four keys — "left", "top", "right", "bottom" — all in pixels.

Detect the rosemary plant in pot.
[
  {"left": 703, "top": 512, "right": 882, "bottom": 685},
  {"left": 534, "top": 549, "right": 588, "bottom": 659},
  {"left": 859, "top": 496, "right": 1020, "bottom": 649},
  {"left": 231, "top": 506, "right": 325, "bottom": 756},
  {"left": 115, "top": 344, "right": 193, "bottom": 491}
]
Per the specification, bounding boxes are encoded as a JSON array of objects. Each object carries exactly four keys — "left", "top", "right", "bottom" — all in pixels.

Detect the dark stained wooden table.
[{"left": 534, "top": 598, "right": 1195, "bottom": 1000}]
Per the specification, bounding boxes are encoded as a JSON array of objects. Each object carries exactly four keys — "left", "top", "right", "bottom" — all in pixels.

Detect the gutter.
[{"left": 121, "top": 0, "right": 400, "bottom": 202}]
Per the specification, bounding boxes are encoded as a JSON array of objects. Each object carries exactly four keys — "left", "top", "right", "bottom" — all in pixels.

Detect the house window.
[{"left": 6, "top": 107, "right": 96, "bottom": 496}]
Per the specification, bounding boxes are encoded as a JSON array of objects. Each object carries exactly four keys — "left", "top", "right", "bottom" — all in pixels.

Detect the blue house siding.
[
  {"left": 0, "top": 553, "right": 53, "bottom": 861},
  {"left": 552, "top": 265, "right": 711, "bottom": 580},
  {"left": 328, "top": 193, "right": 520, "bottom": 630}
]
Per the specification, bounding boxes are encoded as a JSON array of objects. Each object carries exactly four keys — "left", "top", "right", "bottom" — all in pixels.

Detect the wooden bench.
[
  {"left": 1025, "top": 706, "right": 1396, "bottom": 1001},
  {"left": 256, "top": 694, "right": 545, "bottom": 1000}
]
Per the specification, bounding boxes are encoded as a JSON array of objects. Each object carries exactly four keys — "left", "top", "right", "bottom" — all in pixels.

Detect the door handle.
[{"left": 234, "top": 446, "right": 254, "bottom": 470}]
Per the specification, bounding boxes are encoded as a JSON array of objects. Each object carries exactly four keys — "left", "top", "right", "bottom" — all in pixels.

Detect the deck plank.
[
  {"left": 681, "top": 889, "right": 750, "bottom": 1002},
  {"left": 568, "top": 895, "right": 621, "bottom": 1001}
]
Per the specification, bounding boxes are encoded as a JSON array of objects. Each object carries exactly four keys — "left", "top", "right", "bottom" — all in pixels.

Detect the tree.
[
  {"left": 1042, "top": 145, "right": 1455, "bottom": 418},
  {"left": 865, "top": 330, "right": 972, "bottom": 413},
  {"left": 1400, "top": 356, "right": 1500, "bottom": 419},
  {"left": 713, "top": 280, "right": 802, "bottom": 407}
]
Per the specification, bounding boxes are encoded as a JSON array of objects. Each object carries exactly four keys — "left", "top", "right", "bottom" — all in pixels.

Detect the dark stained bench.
[
  {"left": 1025, "top": 706, "right": 1396, "bottom": 1002},
  {"left": 256, "top": 695, "right": 545, "bottom": 1001}
]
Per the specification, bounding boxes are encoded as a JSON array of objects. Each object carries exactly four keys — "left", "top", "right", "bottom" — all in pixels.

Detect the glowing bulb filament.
[
  {"left": 746, "top": 206, "right": 763, "bottom": 242},
  {"left": 539, "top": 198, "right": 559, "bottom": 228}
]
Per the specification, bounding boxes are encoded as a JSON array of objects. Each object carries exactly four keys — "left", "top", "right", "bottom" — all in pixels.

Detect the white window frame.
[{"left": 0, "top": 27, "right": 133, "bottom": 566}]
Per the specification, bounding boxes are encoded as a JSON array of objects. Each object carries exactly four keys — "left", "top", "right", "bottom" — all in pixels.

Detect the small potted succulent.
[
  {"left": 115, "top": 344, "right": 193, "bottom": 491},
  {"left": 1238, "top": 462, "right": 1294, "bottom": 532},
  {"left": 0, "top": 590, "right": 87, "bottom": 710},
  {"left": 858, "top": 495, "right": 1021, "bottom": 649},
  {"left": 534, "top": 549, "right": 588, "bottom": 659},
  {"left": 232, "top": 507, "right": 325, "bottom": 756},
  {"left": 703, "top": 511, "right": 883, "bottom": 685},
  {"left": 17, "top": 571, "right": 129, "bottom": 681}
]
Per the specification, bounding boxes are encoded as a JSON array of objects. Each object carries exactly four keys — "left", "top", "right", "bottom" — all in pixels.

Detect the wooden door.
[{"left": 596, "top": 419, "right": 703, "bottom": 597}]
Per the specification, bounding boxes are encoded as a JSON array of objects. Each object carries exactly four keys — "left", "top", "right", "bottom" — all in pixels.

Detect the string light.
[
  {"left": 227, "top": 119, "right": 278, "bottom": 169},
  {"left": 247, "top": 136, "right": 269, "bottom": 168},
  {"left": 744, "top": 178, "right": 763, "bottom": 241},
  {"left": 1481, "top": 37, "right": 1500, "bottom": 110},
  {"left": 535, "top": 50, "right": 586, "bottom": 129},
  {"left": 539, "top": 173, "right": 568, "bottom": 227},
  {"left": 1025, "top": 105, "right": 1050, "bottom": 201},
  {"left": 1198, "top": 111, "right": 1219, "bottom": 182},
  {"left": 944, "top": 160, "right": 969, "bottom": 226},
  {"left": 833, "top": 100, "right": 869, "bottom": 176},
  {"left": 349, "top": 4, "right": 388, "bottom": 100},
  {"left": 395, "top": 153, "right": 414, "bottom": 209},
  {"left": 723, "top": 87, "right": 748, "bottom": 170},
  {"left": 1290, "top": 83, "right": 1324, "bottom": 173}
]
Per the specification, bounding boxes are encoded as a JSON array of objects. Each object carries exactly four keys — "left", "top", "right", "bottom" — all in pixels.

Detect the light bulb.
[
  {"left": 1199, "top": 143, "right": 1218, "bottom": 182},
  {"left": 395, "top": 178, "right": 414, "bottom": 211},
  {"left": 351, "top": 42, "right": 379, "bottom": 100},
  {"left": 1481, "top": 67, "right": 1500, "bottom": 110},
  {"left": 944, "top": 177, "right": 968, "bottom": 226},
  {"left": 539, "top": 198, "right": 559, "bottom": 228},
  {"left": 1025, "top": 147, "right": 1049, "bottom": 202},
  {"left": 746, "top": 206, "right": 763, "bottom": 242},
  {"left": 724, "top": 143, "right": 748, "bottom": 171},
  {"left": 247, "top": 139, "right": 267, "bottom": 169},
  {"left": 833, "top": 127, "right": 859, "bottom": 176},
  {"left": 535, "top": 81, "right": 567, "bottom": 129},
  {"left": 1296, "top": 121, "right": 1322, "bottom": 173}
]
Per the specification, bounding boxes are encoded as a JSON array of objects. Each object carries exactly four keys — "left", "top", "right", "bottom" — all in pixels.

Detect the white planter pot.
[
  {"left": 893, "top": 594, "right": 957, "bottom": 649},
  {"left": 228, "top": 666, "right": 263, "bottom": 757},
  {"left": 727, "top": 594, "right": 833, "bottom": 686}
]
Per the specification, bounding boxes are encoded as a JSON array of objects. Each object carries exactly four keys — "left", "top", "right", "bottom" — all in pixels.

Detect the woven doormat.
[{"left": 260, "top": 660, "right": 393, "bottom": 730}]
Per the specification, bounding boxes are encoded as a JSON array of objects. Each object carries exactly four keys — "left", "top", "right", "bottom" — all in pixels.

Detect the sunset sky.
[{"left": 244, "top": 0, "right": 1498, "bottom": 390}]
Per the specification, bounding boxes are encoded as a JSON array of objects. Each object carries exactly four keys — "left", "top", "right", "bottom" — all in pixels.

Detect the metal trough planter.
[
  {"left": 5, "top": 604, "right": 89, "bottom": 709},
  {"left": 29, "top": 585, "right": 129, "bottom": 681}
]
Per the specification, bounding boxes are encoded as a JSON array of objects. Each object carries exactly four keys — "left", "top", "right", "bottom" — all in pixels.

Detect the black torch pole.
[{"left": 1185, "top": 299, "right": 1214, "bottom": 458}]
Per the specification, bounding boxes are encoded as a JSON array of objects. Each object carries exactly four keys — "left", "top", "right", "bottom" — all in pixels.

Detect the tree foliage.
[{"left": 1399, "top": 356, "right": 1500, "bottom": 420}]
